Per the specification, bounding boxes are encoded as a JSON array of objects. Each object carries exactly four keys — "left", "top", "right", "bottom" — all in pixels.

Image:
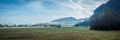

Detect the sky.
[{"left": 0, "top": 0, "right": 109, "bottom": 24}]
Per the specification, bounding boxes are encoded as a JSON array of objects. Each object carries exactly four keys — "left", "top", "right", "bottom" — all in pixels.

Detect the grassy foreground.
[{"left": 0, "top": 27, "right": 120, "bottom": 40}]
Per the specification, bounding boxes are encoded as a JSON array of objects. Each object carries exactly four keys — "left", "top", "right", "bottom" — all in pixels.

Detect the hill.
[{"left": 90, "top": 0, "right": 120, "bottom": 30}]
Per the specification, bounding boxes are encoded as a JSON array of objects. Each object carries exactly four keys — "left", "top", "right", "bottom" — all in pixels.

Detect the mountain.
[
  {"left": 50, "top": 17, "right": 79, "bottom": 27},
  {"left": 74, "top": 18, "right": 89, "bottom": 27},
  {"left": 78, "top": 18, "right": 89, "bottom": 22},
  {"left": 51, "top": 17, "right": 78, "bottom": 22},
  {"left": 32, "top": 17, "right": 90, "bottom": 27},
  {"left": 51, "top": 17, "right": 90, "bottom": 27},
  {"left": 90, "top": 0, "right": 120, "bottom": 30}
]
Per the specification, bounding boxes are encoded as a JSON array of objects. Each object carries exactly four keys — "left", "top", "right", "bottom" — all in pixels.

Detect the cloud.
[
  {"left": 24, "top": 0, "right": 109, "bottom": 19},
  {"left": 68, "top": 0, "right": 109, "bottom": 18},
  {"left": 45, "top": 0, "right": 109, "bottom": 19},
  {"left": 25, "top": 1, "right": 44, "bottom": 12},
  {"left": 0, "top": 0, "right": 109, "bottom": 24}
]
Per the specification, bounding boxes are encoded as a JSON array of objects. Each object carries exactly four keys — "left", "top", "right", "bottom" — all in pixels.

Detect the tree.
[{"left": 90, "top": 3, "right": 120, "bottom": 30}]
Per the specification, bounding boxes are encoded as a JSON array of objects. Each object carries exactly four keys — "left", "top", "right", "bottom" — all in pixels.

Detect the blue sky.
[{"left": 0, "top": 0, "right": 109, "bottom": 24}]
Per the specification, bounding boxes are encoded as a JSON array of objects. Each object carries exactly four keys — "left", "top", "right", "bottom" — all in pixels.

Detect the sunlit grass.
[{"left": 0, "top": 27, "right": 120, "bottom": 40}]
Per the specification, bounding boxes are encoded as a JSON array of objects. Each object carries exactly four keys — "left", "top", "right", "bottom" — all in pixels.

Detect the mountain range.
[
  {"left": 32, "top": 17, "right": 89, "bottom": 27},
  {"left": 50, "top": 17, "right": 89, "bottom": 27}
]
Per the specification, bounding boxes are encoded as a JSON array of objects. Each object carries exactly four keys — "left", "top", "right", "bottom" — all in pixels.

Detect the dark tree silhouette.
[
  {"left": 90, "top": 0, "right": 120, "bottom": 30},
  {"left": 50, "top": 24, "right": 61, "bottom": 28},
  {"left": 0, "top": 24, "right": 4, "bottom": 27}
]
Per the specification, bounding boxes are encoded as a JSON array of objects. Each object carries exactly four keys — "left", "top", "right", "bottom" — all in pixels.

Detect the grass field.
[{"left": 0, "top": 27, "right": 120, "bottom": 40}]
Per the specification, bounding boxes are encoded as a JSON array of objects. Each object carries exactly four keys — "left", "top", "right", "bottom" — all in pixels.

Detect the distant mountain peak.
[{"left": 51, "top": 17, "right": 77, "bottom": 22}]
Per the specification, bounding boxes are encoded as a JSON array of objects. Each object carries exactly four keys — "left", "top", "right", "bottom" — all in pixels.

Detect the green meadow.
[{"left": 0, "top": 27, "right": 120, "bottom": 40}]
